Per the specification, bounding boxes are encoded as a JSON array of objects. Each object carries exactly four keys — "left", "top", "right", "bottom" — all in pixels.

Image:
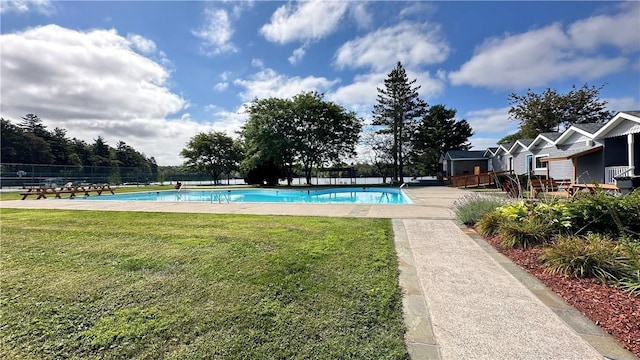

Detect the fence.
[{"left": 0, "top": 163, "right": 158, "bottom": 188}]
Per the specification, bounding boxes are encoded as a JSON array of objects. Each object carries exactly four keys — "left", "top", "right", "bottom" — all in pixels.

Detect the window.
[{"left": 535, "top": 154, "right": 549, "bottom": 170}]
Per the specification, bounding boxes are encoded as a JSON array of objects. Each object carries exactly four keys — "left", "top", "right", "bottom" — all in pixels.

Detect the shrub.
[
  {"left": 496, "top": 200, "right": 530, "bottom": 221},
  {"left": 499, "top": 216, "right": 555, "bottom": 248},
  {"left": 475, "top": 210, "right": 506, "bottom": 237},
  {"left": 540, "top": 234, "right": 627, "bottom": 282},
  {"left": 566, "top": 191, "right": 621, "bottom": 235},
  {"left": 617, "top": 189, "right": 640, "bottom": 236},
  {"left": 530, "top": 200, "right": 572, "bottom": 233},
  {"left": 452, "top": 194, "right": 507, "bottom": 226}
]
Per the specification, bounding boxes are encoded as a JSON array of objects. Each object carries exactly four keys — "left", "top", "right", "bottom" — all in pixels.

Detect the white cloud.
[
  {"left": 334, "top": 22, "right": 450, "bottom": 71},
  {"left": 464, "top": 107, "right": 517, "bottom": 134},
  {"left": 604, "top": 96, "right": 640, "bottom": 113},
  {"left": 398, "top": 2, "right": 436, "bottom": 18},
  {"left": 329, "top": 72, "right": 386, "bottom": 110},
  {"left": 126, "top": 34, "right": 157, "bottom": 54},
  {"left": 0, "top": 24, "right": 188, "bottom": 165},
  {"left": 0, "top": 0, "right": 54, "bottom": 15},
  {"left": 450, "top": 3, "right": 638, "bottom": 89},
  {"left": 288, "top": 46, "right": 307, "bottom": 64},
  {"left": 209, "top": 105, "right": 250, "bottom": 136},
  {"left": 568, "top": 2, "right": 640, "bottom": 52},
  {"left": 234, "top": 68, "right": 339, "bottom": 101},
  {"left": 216, "top": 71, "right": 232, "bottom": 90},
  {"left": 192, "top": 8, "right": 237, "bottom": 55},
  {"left": 214, "top": 82, "right": 228, "bottom": 91},
  {"left": 231, "top": 0, "right": 254, "bottom": 18},
  {"left": 260, "top": 0, "right": 349, "bottom": 44},
  {"left": 251, "top": 58, "right": 265, "bottom": 68},
  {"left": 349, "top": 2, "right": 373, "bottom": 29},
  {"left": 328, "top": 69, "right": 445, "bottom": 119},
  {"left": 470, "top": 137, "right": 504, "bottom": 151}
]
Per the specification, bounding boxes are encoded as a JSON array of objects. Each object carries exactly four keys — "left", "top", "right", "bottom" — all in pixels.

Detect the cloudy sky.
[{"left": 1, "top": 1, "right": 639, "bottom": 165}]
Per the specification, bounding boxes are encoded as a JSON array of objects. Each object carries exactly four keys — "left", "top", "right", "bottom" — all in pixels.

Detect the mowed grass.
[{"left": 0, "top": 209, "right": 407, "bottom": 359}]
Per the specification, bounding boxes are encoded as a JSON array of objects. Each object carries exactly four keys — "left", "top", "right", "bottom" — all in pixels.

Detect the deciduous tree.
[
  {"left": 242, "top": 97, "right": 296, "bottom": 185},
  {"left": 180, "top": 131, "right": 243, "bottom": 185},
  {"left": 291, "top": 92, "right": 362, "bottom": 184},
  {"left": 242, "top": 92, "right": 362, "bottom": 185},
  {"left": 508, "top": 84, "right": 613, "bottom": 138}
]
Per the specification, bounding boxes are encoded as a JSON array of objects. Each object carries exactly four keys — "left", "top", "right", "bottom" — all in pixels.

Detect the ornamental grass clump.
[
  {"left": 540, "top": 233, "right": 629, "bottom": 282},
  {"left": 498, "top": 216, "right": 555, "bottom": 248},
  {"left": 618, "top": 240, "right": 640, "bottom": 296},
  {"left": 452, "top": 193, "right": 507, "bottom": 226},
  {"left": 475, "top": 210, "right": 506, "bottom": 237},
  {"left": 620, "top": 270, "right": 640, "bottom": 296}
]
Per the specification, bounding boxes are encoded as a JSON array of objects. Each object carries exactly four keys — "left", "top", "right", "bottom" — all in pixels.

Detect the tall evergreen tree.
[
  {"left": 1, "top": 119, "right": 24, "bottom": 163},
  {"left": 19, "top": 114, "right": 50, "bottom": 139},
  {"left": 49, "top": 128, "right": 71, "bottom": 165},
  {"left": 91, "top": 136, "right": 112, "bottom": 166},
  {"left": 372, "top": 62, "right": 427, "bottom": 183},
  {"left": 412, "top": 105, "right": 474, "bottom": 174}
]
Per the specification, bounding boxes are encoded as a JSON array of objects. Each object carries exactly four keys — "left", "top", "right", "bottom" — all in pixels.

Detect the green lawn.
[{"left": 0, "top": 209, "right": 408, "bottom": 359}]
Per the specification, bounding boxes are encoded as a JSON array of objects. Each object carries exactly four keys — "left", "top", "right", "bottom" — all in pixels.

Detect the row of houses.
[{"left": 442, "top": 111, "right": 640, "bottom": 185}]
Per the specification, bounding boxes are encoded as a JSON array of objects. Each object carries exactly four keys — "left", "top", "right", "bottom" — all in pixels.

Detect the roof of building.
[
  {"left": 500, "top": 142, "right": 514, "bottom": 151},
  {"left": 622, "top": 110, "right": 640, "bottom": 118},
  {"left": 445, "top": 150, "right": 487, "bottom": 159},
  {"left": 572, "top": 122, "right": 606, "bottom": 134},
  {"left": 539, "top": 132, "right": 561, "bottom": 141},
  {"left": 517, "top": 138, "right": 534, "bottom": 146}
]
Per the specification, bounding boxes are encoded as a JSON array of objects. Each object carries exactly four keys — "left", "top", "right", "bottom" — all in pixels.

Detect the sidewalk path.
[{"left": 1, "top": 186, "right": 636, "bottom": 359}]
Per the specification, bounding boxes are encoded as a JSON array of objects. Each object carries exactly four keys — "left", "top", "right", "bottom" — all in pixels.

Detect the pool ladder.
[{"left": 211, "top": 191, "right": 230, "bottom": 204}]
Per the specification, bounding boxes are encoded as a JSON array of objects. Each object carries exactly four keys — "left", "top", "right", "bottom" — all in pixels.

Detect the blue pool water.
[{"left": 73, "top": 188, "right": 412, "bottom": 204}]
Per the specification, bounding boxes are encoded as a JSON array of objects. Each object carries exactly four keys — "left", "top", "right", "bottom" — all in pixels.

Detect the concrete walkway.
[{"left": 1, "top": 186, "right": 637, "bottom": 359}]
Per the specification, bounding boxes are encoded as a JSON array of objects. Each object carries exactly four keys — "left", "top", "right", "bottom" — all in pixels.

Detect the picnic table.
[
  {"left": 567, "top": 183, "right": 620, "bottom": 196},
  {"left": 528, "top": 178, "right": 571, "bottom": 198},
  {"left": 20, "top": 184, "right": 115, "bottom": 200}
]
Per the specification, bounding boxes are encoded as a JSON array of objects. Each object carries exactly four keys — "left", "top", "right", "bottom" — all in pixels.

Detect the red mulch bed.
[{"left": 483, "top": 234, "right": 640, "bottom": 357}]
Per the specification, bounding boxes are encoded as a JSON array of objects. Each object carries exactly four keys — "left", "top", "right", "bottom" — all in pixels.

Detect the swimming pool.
[{"left": 73, "top": 188, "right": 412, "bottom": 204}]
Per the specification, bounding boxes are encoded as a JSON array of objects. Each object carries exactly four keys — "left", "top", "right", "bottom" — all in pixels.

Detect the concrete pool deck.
[{"left": 1, "top": 186, "right": 637, "bottom": 360}]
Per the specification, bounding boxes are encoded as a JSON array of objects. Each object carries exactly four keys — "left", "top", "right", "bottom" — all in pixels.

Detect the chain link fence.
[
  {"left": 0, "top": 163, "right": 245, "bottom": 188},
  {"left": 0, "top": 163, "right": 159, "bottom": 188}
]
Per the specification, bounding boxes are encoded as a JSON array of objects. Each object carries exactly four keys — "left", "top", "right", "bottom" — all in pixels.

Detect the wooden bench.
[
  {"left": 20, "top": 184, "right": 115, "bottom": 200},
  {"left": 528, "top": 178, "right": 571, "bottom": 198}
]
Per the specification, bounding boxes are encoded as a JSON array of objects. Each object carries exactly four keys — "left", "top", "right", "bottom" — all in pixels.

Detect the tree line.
[{"left": 1, "top": 114, "right": 158, "bottom": 182}]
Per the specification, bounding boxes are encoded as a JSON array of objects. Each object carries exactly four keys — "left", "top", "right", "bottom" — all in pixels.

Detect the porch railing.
[
  {"left": 448, "top": 170, "right": 512, "bottom": 188},
  {"left": 605, "top": 166, "right": 633, "bottom": 184}
]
